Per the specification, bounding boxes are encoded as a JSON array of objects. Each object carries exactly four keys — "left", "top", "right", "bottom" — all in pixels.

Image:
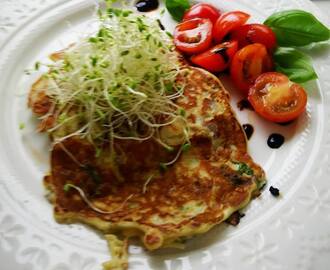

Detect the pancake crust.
[{"left": 36, "top": 67, "right": 266, "bottom": 269}]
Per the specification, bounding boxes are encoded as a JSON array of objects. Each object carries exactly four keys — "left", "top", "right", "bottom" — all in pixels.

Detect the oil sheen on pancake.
[{"left": 31, "top": 66, "right": 266, "bottom": 270}]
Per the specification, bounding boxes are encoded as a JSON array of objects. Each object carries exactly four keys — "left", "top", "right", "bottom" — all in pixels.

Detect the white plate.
[{"left": 0, "top": 0, "right": 330, "bottom": 269}]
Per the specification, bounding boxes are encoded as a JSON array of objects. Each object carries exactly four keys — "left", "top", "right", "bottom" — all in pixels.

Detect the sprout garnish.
[
  {"left": 44, "top": 7, "right": 188, "bottom": 152},
  {"left": 63, "top": 183, "right": 134, "bottom": 214}
]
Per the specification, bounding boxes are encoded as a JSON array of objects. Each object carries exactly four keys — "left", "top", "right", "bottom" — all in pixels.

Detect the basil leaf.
[
  {"left": 165, "top": 0, "right": 190, "bottom": 22},
  {"left": 273, "top": 47, "right": 318, "bottom": 83},
  {"left": 264, "top": 10, "right": 330, "bottom": 47}
]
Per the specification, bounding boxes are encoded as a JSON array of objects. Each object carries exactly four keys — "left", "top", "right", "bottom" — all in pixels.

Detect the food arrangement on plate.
[
  {"left": 172, "top": 3, "right": 329, "bottom": 123},
  {"left": 25, "top": 0, "right": 330, "bottom": 269}
]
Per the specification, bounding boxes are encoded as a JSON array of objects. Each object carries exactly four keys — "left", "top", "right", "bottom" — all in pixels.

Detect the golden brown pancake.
[{"left": 31, "top": 66, "right": 266, "bottom": 269}]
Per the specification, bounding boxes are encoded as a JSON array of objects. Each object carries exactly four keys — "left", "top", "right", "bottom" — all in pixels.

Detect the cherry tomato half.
[
  {"left": 230, "top": 43, "right": 273, "bottom": 94},
  {"left": 174, "top": 18, "right": 213, "bottom": 55},
  {"left": 190, "top": 40, "right": 238, "bottom": 73},
  {"left": 248, "top": 72, "right": 307, "bottom": 123},
  {"left": 183, "top": 3, "right": 221, "bottom": 25},
  {"left": 213, "top": 11, "right": 250, "bottom": 44},
  {"left": 230, "top": 24, "right": 277, "bottom": 51}
]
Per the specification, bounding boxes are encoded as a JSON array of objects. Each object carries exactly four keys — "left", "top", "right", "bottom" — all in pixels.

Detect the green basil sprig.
[
  {"left": 264, "top": 10, "right": 330, "bottom": 47},
  {"left": 273, "top": 47, "right": 318, "bottom": 83},
  {"left": 165, "top": 0, "right": 190, "bottom": 22}
]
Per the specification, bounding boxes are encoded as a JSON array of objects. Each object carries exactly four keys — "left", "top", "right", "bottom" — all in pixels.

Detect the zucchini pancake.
[{"left": 28, "top": 7, "right": 266, "bottom": 270}]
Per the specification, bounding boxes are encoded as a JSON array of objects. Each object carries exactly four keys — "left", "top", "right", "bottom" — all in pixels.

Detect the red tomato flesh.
[
  {"left": 190, "top": 40, "right": 238, "bottom": 73},
  {"left": 213, "top": 11, "right": 250, "bottom": 44},
  {"left": 230, "top": 23, "right": 277, "bottom": 51},
  {"left": 248, "top": 72, "right": 307, "bottom": 123},
  {"left": 174, "top": 18, "right": 213, "bottom": 54},
  {"left": 183, "top": 3, "right": 221, "bottom": 24},
  {"left": 230, "top": 43, "right": 273, "bottom": 94}
]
